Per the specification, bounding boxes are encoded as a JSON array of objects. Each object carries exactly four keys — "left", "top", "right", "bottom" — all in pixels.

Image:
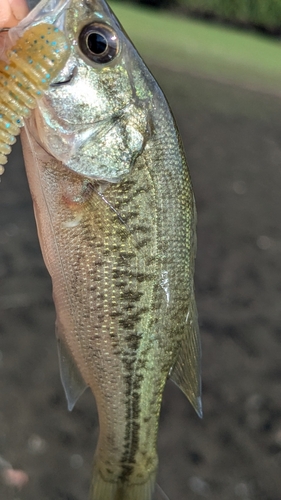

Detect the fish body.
[{"left": 19, "top": 0, "right": 201, "bottom": 498}]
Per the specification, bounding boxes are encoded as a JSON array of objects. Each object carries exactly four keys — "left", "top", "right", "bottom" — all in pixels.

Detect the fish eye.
[{"left": 78, "top": 23, "right": 119, "bottom": 64}]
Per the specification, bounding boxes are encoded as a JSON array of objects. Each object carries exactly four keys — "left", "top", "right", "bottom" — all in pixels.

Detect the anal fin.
[
  {"left": 170, "top": 292, "right": 202, "bottom": 418},
  {"left": 56, "top": 322, "right": 88, "bottom": 411}
]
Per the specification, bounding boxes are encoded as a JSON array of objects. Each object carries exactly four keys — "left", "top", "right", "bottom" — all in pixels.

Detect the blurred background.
[{"left": 1, "top": 0, "right": 281, "bottom": 499}]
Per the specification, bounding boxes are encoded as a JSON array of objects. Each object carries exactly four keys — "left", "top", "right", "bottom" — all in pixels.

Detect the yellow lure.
[{"left": 0, "top": 23, "right": 70, "bottom": 173}]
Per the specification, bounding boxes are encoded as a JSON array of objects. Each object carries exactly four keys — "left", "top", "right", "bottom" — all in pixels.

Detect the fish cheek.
[{"left": 98, "top": 64, "right": 133, "bottom": 111}]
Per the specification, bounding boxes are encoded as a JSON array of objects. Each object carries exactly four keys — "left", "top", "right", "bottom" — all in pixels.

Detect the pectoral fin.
[
  {"left": 56, "top": 325, "right": 88, "bottom": 411},
  {"left": 170, "top": 292, "right": 202, "bottom": 418}
]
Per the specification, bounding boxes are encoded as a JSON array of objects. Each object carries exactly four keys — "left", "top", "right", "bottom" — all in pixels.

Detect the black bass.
[{"left": 15, "top": 0, "right": 201, "bottom": 498}]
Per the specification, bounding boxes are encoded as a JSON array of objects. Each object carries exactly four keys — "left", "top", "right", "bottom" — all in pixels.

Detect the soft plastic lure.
[{"left": 0, "top": 23, "right": 70, "bottom": 173}]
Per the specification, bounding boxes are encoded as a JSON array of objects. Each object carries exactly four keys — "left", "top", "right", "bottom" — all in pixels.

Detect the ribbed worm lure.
[{"left": 0, "top": 23, "right": 70, "bottom": 173}]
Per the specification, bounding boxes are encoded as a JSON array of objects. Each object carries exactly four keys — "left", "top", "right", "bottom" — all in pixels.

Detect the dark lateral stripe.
[
  {"left": 119, "top": 340, "right": 144, "bottom": 481},
  {"left": 119, "top": 397, "right": 141, "bottom": 480}
]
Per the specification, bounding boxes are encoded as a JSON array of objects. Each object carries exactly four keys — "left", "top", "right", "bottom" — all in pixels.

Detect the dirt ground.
[{"left": 1, "top": 61, "right": 281, "bottom": 500}]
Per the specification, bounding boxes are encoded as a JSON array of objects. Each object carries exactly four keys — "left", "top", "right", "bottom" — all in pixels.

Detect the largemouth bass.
[{"left": 15, "top": 0, "right": 201, "bottom": 498}]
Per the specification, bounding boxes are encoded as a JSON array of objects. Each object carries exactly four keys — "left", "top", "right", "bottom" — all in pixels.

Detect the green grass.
[
  {"left": 177, "top": 0, "right": 281, "bottom": 32},
  {"left": 110, "top": 2, "right": 281, "bottom": 96}
]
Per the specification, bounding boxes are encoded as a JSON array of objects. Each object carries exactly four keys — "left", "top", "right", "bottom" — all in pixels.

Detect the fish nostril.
[
  {"left": 51, "top": 64, "right": 78, "bottom": 87},
  {"left": 51, "top": 75, "right": 72, "bottom": 85},
  {"left": 51, "top": 67, "right": 76, "bottom": 86}
]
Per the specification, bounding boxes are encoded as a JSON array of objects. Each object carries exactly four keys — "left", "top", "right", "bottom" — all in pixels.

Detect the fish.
[
  {"left": 0, "top": 22, "right": 70, "bottom": 172},
  {"left": 17, "top": 0, "right": 202, "bottom": 498}
]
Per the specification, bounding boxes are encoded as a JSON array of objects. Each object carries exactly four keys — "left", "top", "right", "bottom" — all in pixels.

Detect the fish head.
[{"left": 24, "top": 0, "right": 155, "bottom": 182}]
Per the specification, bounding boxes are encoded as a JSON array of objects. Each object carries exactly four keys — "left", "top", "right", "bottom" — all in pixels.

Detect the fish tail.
[
  {"left": 90, "top": 467, "right": 156, "bottom": 500},
  {"left": 89, "top": 468, "right": 118, "bottom": 499}
]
